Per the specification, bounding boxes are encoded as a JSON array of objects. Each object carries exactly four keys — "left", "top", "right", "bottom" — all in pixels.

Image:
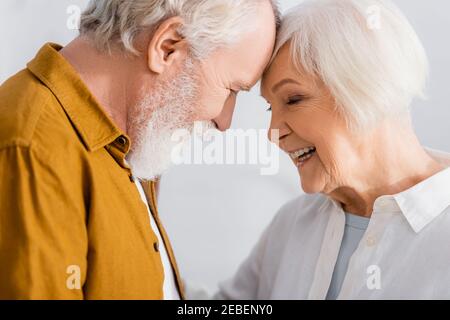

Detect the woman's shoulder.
[
  {"left": 278, "top": 192, "right": 328, "bottom": 214},
  {"left": 269, "top": 193, "right": 330, "bottom": 230}
]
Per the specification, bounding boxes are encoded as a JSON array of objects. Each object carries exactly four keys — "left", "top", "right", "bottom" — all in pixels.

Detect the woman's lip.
[
  {"left": 286, "top": 146, "right": 315, "bottom": 154},
  {"left": 296, "top": 150, "right": 316, "bottom": 168},
  {"left": 288, "top": 146, "right": 316, "bottom": 160}
]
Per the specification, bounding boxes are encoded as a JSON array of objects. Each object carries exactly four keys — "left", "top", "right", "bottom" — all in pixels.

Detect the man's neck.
[{"left": 59, "top": 37, "right": 142, "bottom": 134}]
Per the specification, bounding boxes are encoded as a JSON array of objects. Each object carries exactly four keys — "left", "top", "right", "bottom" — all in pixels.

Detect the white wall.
[{"left": 1, "top": 0, "right": 449, "bottom": 293}]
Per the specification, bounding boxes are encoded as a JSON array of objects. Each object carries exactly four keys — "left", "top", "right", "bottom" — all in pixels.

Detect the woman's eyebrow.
[{"left": 271, "top": 78, "right": 301, "bottom": 93}]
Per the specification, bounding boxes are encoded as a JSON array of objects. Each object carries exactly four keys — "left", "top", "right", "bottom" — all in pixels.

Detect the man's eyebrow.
[
  {"left": 234, "top": 81, "right": 252, "bottom": 92},
  {"left": 271, "top": 78, "right": 301, "bottom": 93}
]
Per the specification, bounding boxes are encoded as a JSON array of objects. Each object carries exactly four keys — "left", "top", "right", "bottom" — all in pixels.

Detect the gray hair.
[
  {"left": 271, "top": 0, "right": 428, "bottom": 131},
  {"left": 80, "top": 0, "right": 280, "bottom": 57}
]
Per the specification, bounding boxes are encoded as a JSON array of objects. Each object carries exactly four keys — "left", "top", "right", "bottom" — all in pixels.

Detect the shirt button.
[
  {"left": 366, "top": 235, "right": 377, "bottom": 247},
  {"left": 153, "top": 242, "right": 159, "bottom": 252},
  {"left": 116, "top": 136, "right": 127, "bottom": 146}
]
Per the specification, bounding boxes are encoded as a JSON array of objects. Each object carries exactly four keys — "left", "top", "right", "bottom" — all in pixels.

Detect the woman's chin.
[
  {"left": 300, "top": 178, "right": 323, "bottom": 194},
  {"left": 297, "top": 156, "right": 324, "bottom": 194}
]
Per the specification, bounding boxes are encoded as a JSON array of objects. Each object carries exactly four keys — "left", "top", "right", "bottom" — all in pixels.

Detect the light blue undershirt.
[{"left": 326, "top": 212, "right": 370, "bottom": 300}]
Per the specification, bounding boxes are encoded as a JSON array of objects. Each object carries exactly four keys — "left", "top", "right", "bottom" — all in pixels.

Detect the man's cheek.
[{"left": 197, "top": 94, "right": 229, "bottom": 120}]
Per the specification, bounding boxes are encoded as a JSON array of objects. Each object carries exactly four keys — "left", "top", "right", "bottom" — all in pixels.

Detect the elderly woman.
[{"left": 217, "top": 0, "right": 450, "bottom": 299}]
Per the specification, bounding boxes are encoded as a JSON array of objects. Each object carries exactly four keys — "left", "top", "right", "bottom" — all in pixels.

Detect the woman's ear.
[{"left": 147, "top": 16, "right": 189, "bottom": 75}]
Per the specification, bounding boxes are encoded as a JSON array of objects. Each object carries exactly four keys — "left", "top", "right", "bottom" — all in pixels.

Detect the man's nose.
[{"left": 213, "top": 95, "right": 237, "bottom": 132}]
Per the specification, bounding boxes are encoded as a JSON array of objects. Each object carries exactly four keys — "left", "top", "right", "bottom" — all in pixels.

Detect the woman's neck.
[{"left": 328, "top": 120, "right": 445, "bottom": 217}]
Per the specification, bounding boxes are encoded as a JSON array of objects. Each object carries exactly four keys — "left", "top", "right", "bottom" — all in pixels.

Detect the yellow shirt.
[{"left": 0, "top": 43, "right": 184, "bottom": 299}]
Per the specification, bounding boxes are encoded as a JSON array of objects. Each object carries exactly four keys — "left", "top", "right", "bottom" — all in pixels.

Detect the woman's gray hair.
[
  {"left": 272, "top": 0, "right": 428, "bottom": 131},
  {"left": 80, "top": 0, "right": 280, "bottom": 57}
]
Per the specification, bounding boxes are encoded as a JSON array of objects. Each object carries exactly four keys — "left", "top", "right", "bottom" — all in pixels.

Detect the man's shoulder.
[{"left": 0, "top": 69, "right": 83, "bottom": 155}]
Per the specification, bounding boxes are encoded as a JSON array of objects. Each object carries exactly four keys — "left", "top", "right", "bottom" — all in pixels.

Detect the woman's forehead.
[{"left": 261, "top": 51, "right": 320, "bottom": 99}]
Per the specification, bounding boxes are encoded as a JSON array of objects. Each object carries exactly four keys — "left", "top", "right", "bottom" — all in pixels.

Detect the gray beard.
[{"left": 126, "top": 60, "right": 213, "bottom": 181}]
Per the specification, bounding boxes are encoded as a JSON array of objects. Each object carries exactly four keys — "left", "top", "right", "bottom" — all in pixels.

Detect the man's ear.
[{"left": 147, "top": 16, "right": 189, "bottom": 75}]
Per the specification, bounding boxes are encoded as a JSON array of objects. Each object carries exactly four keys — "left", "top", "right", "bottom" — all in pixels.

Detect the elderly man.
[{"left": 0, "top": 0, "right": 278, "bottom": 299}]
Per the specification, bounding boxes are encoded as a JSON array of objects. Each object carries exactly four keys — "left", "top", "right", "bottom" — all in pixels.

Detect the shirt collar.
[
  {"left": 370, "top": 148, "right": 450, "bottom": 233},
  {"left": 329, "top": 148, "right": 450, "bottom": 234},
  {"left": 26, "top": 43, "right": 128, "bottom": 153},
  {"left": 393, "top": 149, "right": 450, "bottom": 233}
]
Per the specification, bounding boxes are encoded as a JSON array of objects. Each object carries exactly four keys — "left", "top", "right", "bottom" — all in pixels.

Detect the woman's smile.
[{"left": 288, "top": 146, "right": 317, "bottom": 168}]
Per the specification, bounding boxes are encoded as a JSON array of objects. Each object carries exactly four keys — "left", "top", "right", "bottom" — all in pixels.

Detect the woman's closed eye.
[
  {"left": 264, "top": 94, "right": 308, "bottom": 112},
  {"left": 265, "top": 95, "right": 306, "bottom": 112},
  {"left": 286, "top": 95, "right": 306, "bottom": 105}
]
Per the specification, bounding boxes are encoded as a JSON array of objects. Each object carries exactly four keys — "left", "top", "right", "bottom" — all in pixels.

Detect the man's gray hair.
[{"left": 80, "top": 0, "right": 280, "bottom": 57}]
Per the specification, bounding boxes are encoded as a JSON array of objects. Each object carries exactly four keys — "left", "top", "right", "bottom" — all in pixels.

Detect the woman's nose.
[{"left": 268, "top": 113, "right": 290, "bottom": 144}]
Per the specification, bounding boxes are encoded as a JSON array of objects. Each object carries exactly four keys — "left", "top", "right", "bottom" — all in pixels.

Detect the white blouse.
[{"left": 216, "top": 148, "right": 450, "bottom": 299}]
